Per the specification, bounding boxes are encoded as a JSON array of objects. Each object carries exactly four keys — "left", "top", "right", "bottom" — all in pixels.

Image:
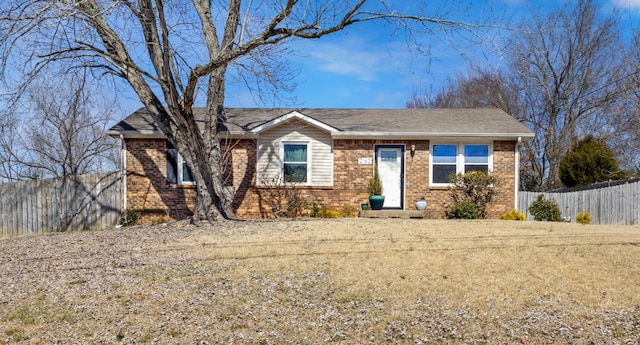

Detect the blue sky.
[
  {"left": 114, "top": 0, "right": 640, "bottom": 117},
  {"left": 223, "top": 0, "right": 640, "bottom": 110}
]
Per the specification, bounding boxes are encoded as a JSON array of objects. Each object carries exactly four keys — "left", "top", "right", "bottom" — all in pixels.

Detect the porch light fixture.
[{"left": 410, "top": 144, "right": 416, "bottom": 158}]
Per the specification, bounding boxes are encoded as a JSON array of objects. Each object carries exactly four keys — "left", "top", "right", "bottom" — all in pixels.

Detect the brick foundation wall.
[{"left": 125, "top": 138, "right": 518, "bottom": 222}]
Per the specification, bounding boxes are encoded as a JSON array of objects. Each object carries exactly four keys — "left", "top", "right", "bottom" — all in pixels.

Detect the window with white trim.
[
  {"left": 282, "top": 142, "right": 310, "bottom": 183},
  {"left": 166, "top": 141, "right": 195, "bottom": 184},
  {"left": 430, "top": 143, "right": 492, "bottom": 185}
]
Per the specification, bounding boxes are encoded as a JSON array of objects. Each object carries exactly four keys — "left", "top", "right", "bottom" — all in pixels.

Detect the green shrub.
[
  {"left": 367, "top": 164, "right": 383, "bottom": 196},
  {"left": 448, "top": 171, "right": 501, "bottom": 219},
  {"left": 446, "top": 200, "right": 479, "bottom": 219},
  {"left": 559, "top": 135, "right": 626, "bottom": 187},
  {"left": 310, "top": 203, "right": 321, "bottom": 218},
  {"left": 119, "top": 210, "right": 140, "bottom": 226},
  {"left": 500, "top": 209, "right": 526, "bottom": 221},
  {"left": 576, "top": 211, "right": 592, "bottom": 225},
  {"left": 528, "top": 195, "right": 561, "bottom": 221}
]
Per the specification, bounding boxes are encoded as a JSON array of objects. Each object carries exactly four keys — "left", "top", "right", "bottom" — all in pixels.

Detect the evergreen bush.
[
  {"left": 446, "top": 200, "right": 479, "bottom": 219},
  {"left": 528, "top": 195, "right": 561, "bottom": 221},
  {"left": 367, "top": 164, "right": 383, "bottom": 196},
  {"left": 559, "top": 135, "right": 626, "bottom": 187},
  {"left": 119, "top": 210, "right": 141, "bottom": 226}
]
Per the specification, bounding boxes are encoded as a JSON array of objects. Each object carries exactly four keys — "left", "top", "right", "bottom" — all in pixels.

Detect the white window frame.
[
  {"left": 429, "top": 142, "right": 493, "bottom": 187},
  {"left": 166, "top": 142, "right": 196, "bottom": 185},
  {"left": 280, "top": 141, "right": 311, "bottom": 185},
  {"left": 176, "top": 154, "right": 195, "bottom": 185}
]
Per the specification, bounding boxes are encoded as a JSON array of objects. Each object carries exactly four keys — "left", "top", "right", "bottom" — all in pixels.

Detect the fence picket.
[
  {"left": 0, "top": 172, "right": 121, "bottom": 237},
  {"left": 519, "top": 180, "right": 640, "bottom": 225}
]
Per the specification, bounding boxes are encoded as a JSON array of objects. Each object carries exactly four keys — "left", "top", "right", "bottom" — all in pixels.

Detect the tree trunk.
[
  {"left": 168, "top": 66, "right": 236, "bottom": 223},
  {"left": 205, "top": 67, "right": 236, "bottom": 220}
]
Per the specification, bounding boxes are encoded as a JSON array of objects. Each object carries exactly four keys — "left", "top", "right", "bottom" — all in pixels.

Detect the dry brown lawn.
[{"left": 1, "top": 218, "right": 640, "bottom": 344}]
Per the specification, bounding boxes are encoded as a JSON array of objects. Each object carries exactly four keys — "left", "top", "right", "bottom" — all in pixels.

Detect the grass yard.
[{"left": 1, "top": 218, "right": 640, "bottom": 344}]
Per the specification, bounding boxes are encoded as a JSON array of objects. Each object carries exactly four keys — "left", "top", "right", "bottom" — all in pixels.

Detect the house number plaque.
[{"left": 358, "top": 157, "right": 372, "bottom": 165}]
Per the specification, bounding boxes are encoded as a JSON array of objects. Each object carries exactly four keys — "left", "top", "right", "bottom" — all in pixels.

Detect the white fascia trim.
[
  {"left": 221, "top": 132, "right": 258, "bottom": 139},
  {"left": 108, "top": 130, "right": 256, "bottom": 139},
  {"left": 107, "top": 130, "right": 166, "bottom": 139},
  {"left": 251, "top": 111, "right": 339, "bottom": 134},
  {"left": 331, "top": 132, "right": 534, "bottom": 139}
]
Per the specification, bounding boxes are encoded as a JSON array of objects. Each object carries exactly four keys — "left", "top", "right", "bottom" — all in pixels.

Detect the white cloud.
[
  {"left": 613, "top": 0, "right": 640, "bottom": 10},
  {"left": 307, "top": 44, "right": 380, "bottom": 81},
  {"left": 295, "top": 35, "right": 410, "bottom": 82}
]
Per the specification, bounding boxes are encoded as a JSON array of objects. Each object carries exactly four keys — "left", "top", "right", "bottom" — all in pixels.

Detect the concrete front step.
[{"left": 359, "top": 210, "right": 427, "bottom": 219}]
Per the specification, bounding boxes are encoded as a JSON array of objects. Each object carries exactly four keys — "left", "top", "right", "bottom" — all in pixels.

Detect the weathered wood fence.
[
  {"left": 519, "top": 180, "right": 640, "bottom": 225},
  {"left": 0, "top": 172, "right": 121, "bottom": 237}
]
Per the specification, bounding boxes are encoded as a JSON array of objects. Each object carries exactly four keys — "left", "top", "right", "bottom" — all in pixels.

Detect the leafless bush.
[{"left": 258, "top": 174, "right": 307, "bottom": 218}]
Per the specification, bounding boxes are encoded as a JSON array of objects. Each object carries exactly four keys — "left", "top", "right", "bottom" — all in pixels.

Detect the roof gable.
[{"left": 249, "top": 110, "right": 339, "bottom": 134}]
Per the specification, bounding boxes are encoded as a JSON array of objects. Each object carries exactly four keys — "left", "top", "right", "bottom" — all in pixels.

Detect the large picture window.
[
  {"left": 166, "top": 141, "right": 195, "bottom": 185},
  {"left": 430, "top": 143, "right": 492, "bottom": 185},
  {"left": 282, "top": 142, "right": 309, "bottom": 183}
]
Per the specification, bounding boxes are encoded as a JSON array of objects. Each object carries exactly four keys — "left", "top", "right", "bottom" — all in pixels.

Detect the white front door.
[{"left": 376, "top": 146, "right": 404, "bottom": 209}]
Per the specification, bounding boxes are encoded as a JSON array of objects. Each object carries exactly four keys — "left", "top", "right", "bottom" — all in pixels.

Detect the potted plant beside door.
[{"left": 367, "top": 164, "right": 385, "bottom": 210}]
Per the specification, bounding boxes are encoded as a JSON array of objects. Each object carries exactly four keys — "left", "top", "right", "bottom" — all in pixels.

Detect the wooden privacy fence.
[
  {"left": 519, "top": 180, "right": 640, "bottom": 225},
  {"left": 0, "top": 172, "right": 122, "bottom": 237}
]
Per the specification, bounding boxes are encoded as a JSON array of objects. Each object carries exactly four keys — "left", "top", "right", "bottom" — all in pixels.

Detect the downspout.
[
  {"left": 514, "top": 137, "right": 521, "bottom": 211},
  {"left": 120, "top": 134, "right": 127, "bottom": 215}
]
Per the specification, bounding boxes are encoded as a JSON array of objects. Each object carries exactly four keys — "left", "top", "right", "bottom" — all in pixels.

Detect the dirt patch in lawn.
[{"left": 1, "top": 218, "right": 640, "bottom": 344}]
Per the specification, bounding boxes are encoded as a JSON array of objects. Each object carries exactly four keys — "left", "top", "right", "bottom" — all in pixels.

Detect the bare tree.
[
  {"left": 0, "top": 1, "right": 497, "bottom": 221},
  {"left": 0, "top": 70, "right": 118, "bottom": 181},
  {"left": 0, "top": 107, "right": 19, "bottom": 180},
  {"left": 406, "top": 66, "right": 519, "bottom": 115},
  {"left": 505, "top": 0, "right": 627, "bottom": 191},
  {"left": 612, "top": 30, "right": 640, "bottom": 175}
]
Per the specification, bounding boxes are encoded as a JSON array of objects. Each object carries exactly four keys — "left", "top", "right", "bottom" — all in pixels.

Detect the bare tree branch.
[{"left": 0, "top": 0, "right": 501, "bottom": 219}]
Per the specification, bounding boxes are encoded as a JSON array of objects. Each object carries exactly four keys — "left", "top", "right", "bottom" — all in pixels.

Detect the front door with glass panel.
[{"left": 375, "top": 145, "right": 404, "bottom": 209}]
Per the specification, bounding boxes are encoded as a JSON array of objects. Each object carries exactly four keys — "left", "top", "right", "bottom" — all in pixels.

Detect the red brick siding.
[
  {"left": 125, "top": 139, "right": 197, "bottom": 223},
  {"left": 490, "top": 140, "right": 517, "bottom": 217},
  {"left": 125, "top": 138, "right": 517, "bottom": 222},
  {"left": 224, "top": 139, "right": 258, "bottom": 218},
  {"left": 421, "top": 140, "right": 517, "bottom": 219}
]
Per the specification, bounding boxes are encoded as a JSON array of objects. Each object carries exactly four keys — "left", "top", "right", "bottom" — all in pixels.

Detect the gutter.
[
  {"left": 514, "top": 137, "right": 521, "bottom": 211},
  {"left": 331, "top": 131, "right": 535, "bottom": 139},
  {"left": 109, "top": 130, "right": 257, "bottom": 139},
  {"left": 120, "top": 134, "right": 127, "bottom": 216}
]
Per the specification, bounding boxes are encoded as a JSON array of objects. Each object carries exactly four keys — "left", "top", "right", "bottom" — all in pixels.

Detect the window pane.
[
  {"left": 465, "top": 165, "right": 488, "bottom": 173},
  {"left": 433, "top": 165, "right": 456, "bottom": 184},
  {"left": 182, "top": 162, "right": 194, "bottom": 182},
  {"left": 284, "top": 144, "right": 307, "bottom": 162},
  {"left": 433, "top": 144, "right": 457, "bottom": 163},
  {"left": 464, "top": 145, "right": 489, "bottom": 164},
  {"left": 284, "top": 163, "right": 307, "bottom": 182},
  {"left": 166, "top": 148, "right": 178, "bottom": 184},
  {"left": 380, "top": 150, "right": 397, "bottom": 161}
]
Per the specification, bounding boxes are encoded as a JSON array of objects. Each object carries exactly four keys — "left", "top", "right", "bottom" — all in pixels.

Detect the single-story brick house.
[{"left": 107, "top": 107, "right": 534, "bottom": 223}]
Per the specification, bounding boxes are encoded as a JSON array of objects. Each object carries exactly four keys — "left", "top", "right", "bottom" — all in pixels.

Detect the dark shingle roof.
[{"left": 108, "top": 107, "right": 533, "bottom": 139}]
